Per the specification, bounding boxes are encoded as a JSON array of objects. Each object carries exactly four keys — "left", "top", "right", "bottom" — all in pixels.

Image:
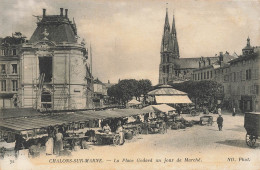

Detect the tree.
[
  {"left": 107, "top": 78, "right": 152, "bottom": 105},
  {"left": 137, "top": 79, "right": 152, "bottom": 103},
  {"left": 170, "top": 80, "right": 223, "bottom": 110}
]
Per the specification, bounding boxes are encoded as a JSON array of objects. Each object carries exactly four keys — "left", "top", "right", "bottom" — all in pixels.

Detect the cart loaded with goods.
[
  {"left": 244, "top": 112, "right": 260, "bottom": 148},
  {"left": 95, "top": 131, "right": 124, "bottom": 145},
  {"left": 200, "top": 116, "right": 213, "bottom": 126}
]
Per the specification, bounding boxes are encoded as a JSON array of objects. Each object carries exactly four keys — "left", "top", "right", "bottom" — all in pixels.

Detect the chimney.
[
  {"left": 60, "top": 8, "right": 64, "bottom": 16},
  {"left": 43, "top": 9, "right": 46, "bottom": 17},
  {"left": 65, "top": 9, "right": 68, "bottom": 18}
]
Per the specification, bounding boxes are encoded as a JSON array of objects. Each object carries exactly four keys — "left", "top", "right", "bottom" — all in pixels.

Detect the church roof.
[
  {"left": 29, "top": 9, "right": 77, "bottom": 43},
  {"left": 173, "top": 58, "right": 203, "bottom": 69}
]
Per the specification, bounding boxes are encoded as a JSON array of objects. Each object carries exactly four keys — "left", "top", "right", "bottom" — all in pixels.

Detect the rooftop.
[{"left": 29, "top": 8, "right": 77, "bottom": 43}]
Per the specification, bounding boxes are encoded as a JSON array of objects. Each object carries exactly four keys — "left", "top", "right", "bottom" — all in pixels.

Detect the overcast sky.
[{"left": 1, "top": 0, "right": 259, "bottom": 85}]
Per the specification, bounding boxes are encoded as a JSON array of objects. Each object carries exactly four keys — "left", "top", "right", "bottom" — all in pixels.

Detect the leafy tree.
[
  {"left": 170, "top": 80, "right": 223, "bottom": 110},
  {"left": 137, "top": 79, "right": 152, "bottom": 103},
  {"left": 107, "top": 78, "right": 152, "bottom": 105}
]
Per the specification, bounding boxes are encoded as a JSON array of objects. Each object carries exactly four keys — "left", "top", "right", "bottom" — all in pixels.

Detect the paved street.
[{"left": 2, "top": 112, "right": 259, "bottom": 170}]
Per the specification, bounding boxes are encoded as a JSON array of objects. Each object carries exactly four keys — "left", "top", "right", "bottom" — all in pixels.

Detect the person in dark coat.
[
  {"left": 14, "top": 133, "right": 25, "bottom": 157},
  {"left": 217, "top": 115, "right": 223, "bottom": 131}
]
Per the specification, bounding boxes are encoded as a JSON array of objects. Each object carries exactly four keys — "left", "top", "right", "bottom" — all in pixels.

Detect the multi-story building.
[
  {"left": 192, "top": 37, "right": 259, "bottom": 112},
  {"left": 192, "top": 52, "right": 236, "bottom": 82},
  {"left": 93, "top": 78, "right": 107, "bottom": 107},
  {"left": 0, "top": 34, "right": 25, "bottom": 108},
  {"left": 227, "top": 38, "right": 260, "bottom": 112},
  {"left": 20, "top": 8, "right": 93, "bottom": 110}
]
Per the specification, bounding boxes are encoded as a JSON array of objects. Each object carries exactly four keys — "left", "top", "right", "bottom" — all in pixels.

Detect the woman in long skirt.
[
  {"left": 45, "top": 136, "right": 54, "bottom": 155},
  {"left": 116, "top": 121, "right": 124, "bottom": 145}
]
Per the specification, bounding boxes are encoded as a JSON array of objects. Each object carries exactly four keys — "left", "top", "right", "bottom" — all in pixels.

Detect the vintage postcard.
[{"left": 0, "top": 0, "right": 259, "bottom": 169}]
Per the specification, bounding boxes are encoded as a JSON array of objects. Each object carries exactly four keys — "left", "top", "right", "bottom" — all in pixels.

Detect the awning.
[
  {"left": 155, "top": 95, "right": 192, "bottom": 104},
  {"left": 0, "top": 108, "right": 41, "bottom": 119},
  {"left": 142, "top": 104, "right": 176, "bottom": 113},
  {"left": 127, "top": 99, "right": 141, "bottom": 105}
]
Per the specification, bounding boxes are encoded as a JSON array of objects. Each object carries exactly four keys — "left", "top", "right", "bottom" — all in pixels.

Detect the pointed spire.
[
  {"left": 164, "top": 6, "right": 170, "bottom": 32},
  {"left": 161, "top": 7, "right": 171, "bottom": 52},
  {"left": 171, "top": 10, "right": 176, "bottom": 37}
]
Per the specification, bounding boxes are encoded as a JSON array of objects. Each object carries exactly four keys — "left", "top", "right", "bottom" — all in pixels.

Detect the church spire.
[
  {"left": 171, "top": 11, "right": 176, "bottom": 37},
  {"left": 164, "top": 7, "right": 170, "bottom": 32},
  {"left": 161, "top": 7, "right": 171, "bottom": 52},
  {"left": 170, "top": 11, "right": 180, "bottom": 58}
]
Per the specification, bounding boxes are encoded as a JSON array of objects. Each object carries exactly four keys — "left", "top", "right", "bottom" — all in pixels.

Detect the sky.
[{"left": 0, "top": 0, "right": 260, "bottom": 85}]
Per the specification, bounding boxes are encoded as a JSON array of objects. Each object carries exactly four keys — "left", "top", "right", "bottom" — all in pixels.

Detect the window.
[
  {"left": 1, "top": 49, "right": 4, "bottom": 56},
  {"left": 11, "top": 64, "right": 17, "bottom": 74},
  {"left": 241, "top": 86, "right": 245, "bottom": 95},
  {"left": 12, "top": 49, "right": 16, "bottom": 55},
  {"left": 246, "top": 69, "right": 251, "bottom": 80},
  {"left": 1, "top": 80, "right": 6, "bottom": 91},
  {"left": 204, "top": 72, "right": 206, "bottom": 79},
  {"left": 163, "top": 66, "right": 166, "bottom": 73},
  {"left": 201, "top": 73, "right": 203, "bottom": 80},
  {"left": 207, "top": 71, "right": 209, "bottom": 79},
  {"left": 12, "top": 80, "right": 18, "bottom": 91},
  {"left": 39, "top": 57, "right": 52, "bottom": 82},
  {"left": 41, "top": 91, "right": 52, "bottom": 109},
  {"left": 234, "top": 72, "right": 236, "bottom": 82},
  {"left": 166, "top": 65, "right": 169, "bottom": 73},
  {"left": 1, "top": 64, "right": 6, "bottom": 74},
  {"left": 210, "top": 71, "right": 212, "bottom": 78},
  {"left": 167, "top": 56, "right": 169, "bottom": 62}
]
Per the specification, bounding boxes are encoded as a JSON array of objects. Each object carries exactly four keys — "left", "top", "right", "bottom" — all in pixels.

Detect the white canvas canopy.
[
  {"left": 155, "top": 95, "right": 192, "bottom": 104},
  {"left": 142, "top": 104, "right": 176, "bottom": 113},
  {"left": 127, "top": 99, "right": 141, "bottom": 105}
]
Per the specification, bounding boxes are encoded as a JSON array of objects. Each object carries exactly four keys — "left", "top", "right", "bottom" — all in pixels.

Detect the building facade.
[
  {"left": 0, "top": 35, "right": 24, "bottom": 108},
  {"left": 20, "top": 8, "right": 93, "bottom": 110},
  {"left": 192, "top": 52, "right": 236, "bottom": 82},
  {"left": 227, "top": 39, "right": 260, "bottom": 112}
]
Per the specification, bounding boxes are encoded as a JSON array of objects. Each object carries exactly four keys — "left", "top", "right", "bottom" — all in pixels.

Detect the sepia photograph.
[{"left": 0, "top": 0, "right": 259, "bottom": 169}]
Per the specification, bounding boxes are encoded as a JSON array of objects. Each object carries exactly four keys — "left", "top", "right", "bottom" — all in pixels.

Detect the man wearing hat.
[{"left": 217, "top": 114, "right": 224, "bottom": 131}]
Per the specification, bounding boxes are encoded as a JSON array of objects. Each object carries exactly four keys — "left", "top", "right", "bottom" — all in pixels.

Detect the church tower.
[{"left": 159, "top": 9, "right": 180, "bottom": 84}]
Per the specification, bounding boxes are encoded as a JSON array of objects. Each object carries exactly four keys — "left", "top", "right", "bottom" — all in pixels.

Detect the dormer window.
[{"left": 12, "top": 49, "right": 16, "bottom": 55}]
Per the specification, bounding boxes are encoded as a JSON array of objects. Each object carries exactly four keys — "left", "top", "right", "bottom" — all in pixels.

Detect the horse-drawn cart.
[
  {"left": 200, "top": 116, "right": 213, "bottom": 126},
  {"left": 123, "top": 122, "right": 142, "bottom": 136},
  {"left": 244, "top": 112, "right": 260, "bottom": 148},
  {"left": 95, "top": 132, "right": 124, "bottom": 145},
  {"left": 147, "top": 120, "right": 166, "bottom": 134}
]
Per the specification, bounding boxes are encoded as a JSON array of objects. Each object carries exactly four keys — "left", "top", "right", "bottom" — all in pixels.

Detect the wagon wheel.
[
  {"left": 113, "top": 134, "right": 120, "bottom": 145},
  {"left": 97, "top": 136, "right": 103, "bottom": 145},
  {"left": 132, "top": 129, "right": 137, "bottom": 136},
  {"left": 137, "top": 126, "right": 142, "bottom": 134},
  {"left": 190, "top": 110, "right": 197, "bottom": 117},
  {"left": 246, "top": 134, "right": 256, "bottom": 147}
]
